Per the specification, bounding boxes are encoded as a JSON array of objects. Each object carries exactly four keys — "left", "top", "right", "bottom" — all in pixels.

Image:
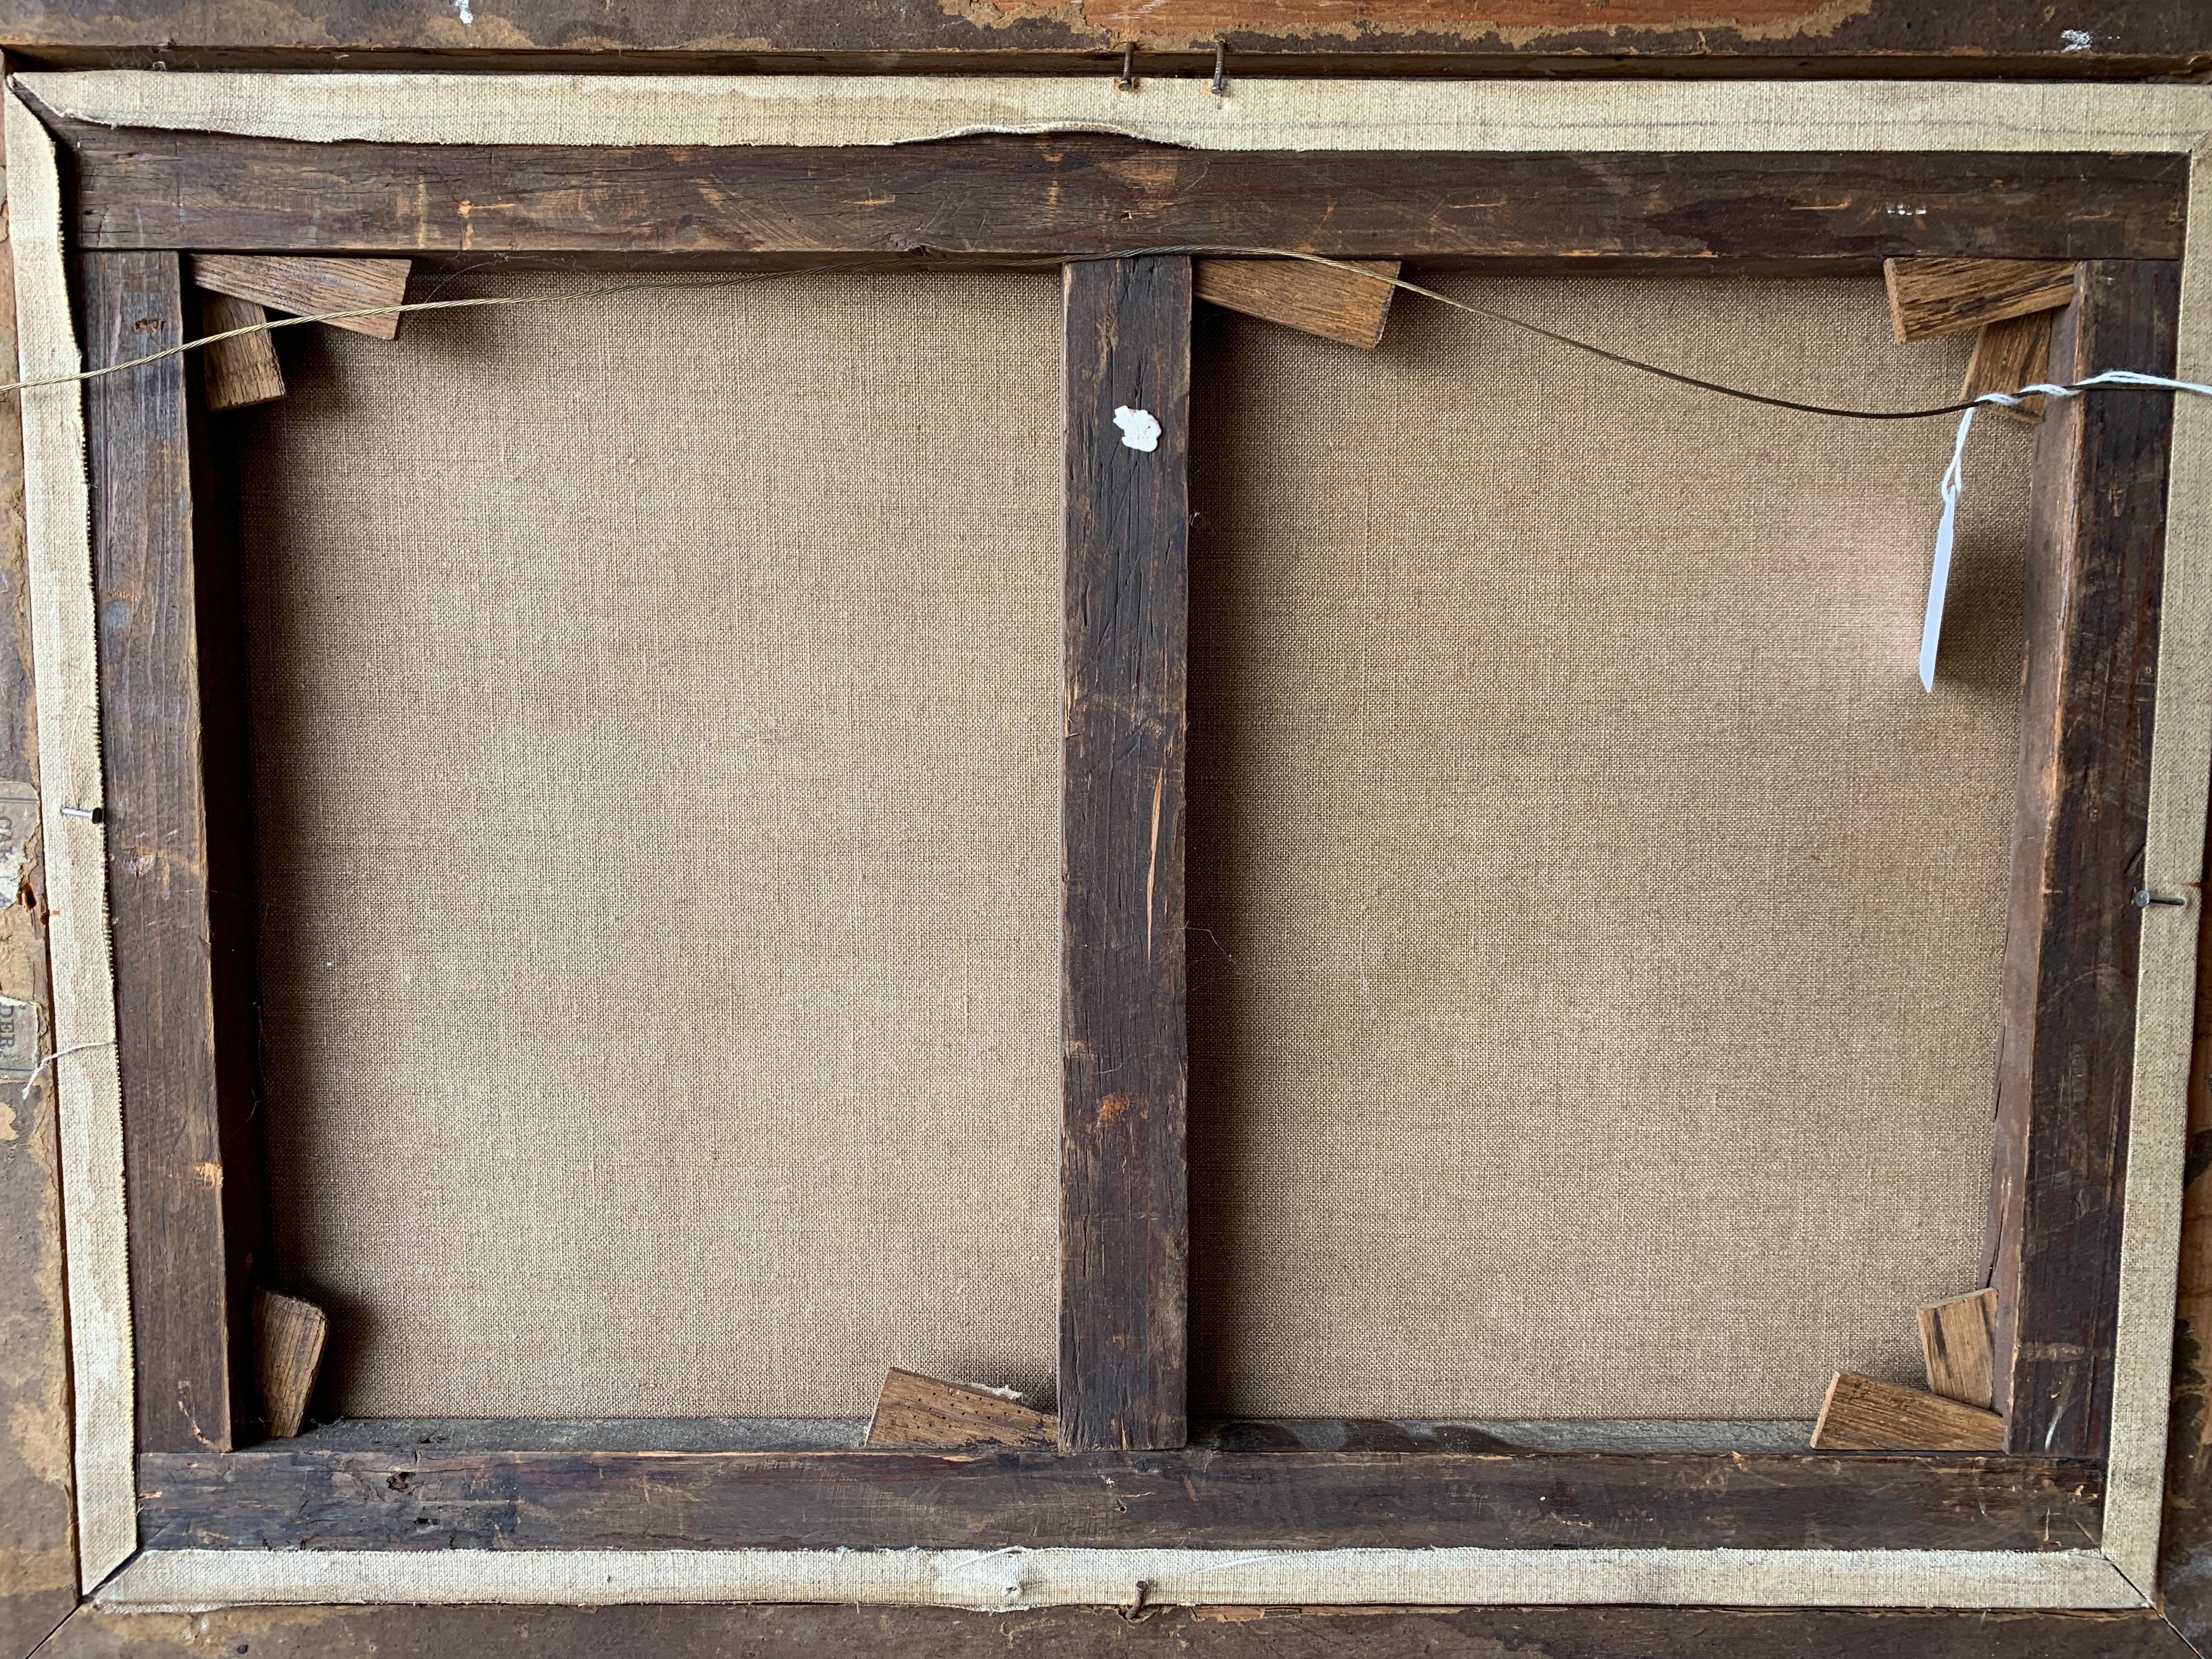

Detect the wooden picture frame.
[{"left": 8, "top": 70, "right": 2211, "bottom": 1634}]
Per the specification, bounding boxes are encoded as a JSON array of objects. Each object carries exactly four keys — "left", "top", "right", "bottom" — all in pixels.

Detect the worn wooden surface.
[
  {"left": 1809, "top": 1372, "right": 2008, "bottom": 1453},
  {"left": 1193, "top": 257, "right": 1397, "bottom": 347},
  {"left": 49, "top": 127, "right": 2190, "bottom": 266},
  {"left": 251, "top": 1290, "right": 325, "bottom": 1440},
  {"left": 867, "top": 1372, "right": 1056, "bottom": 1449},
  {"left": 0, "top": 79, "right": 80, "bottom": 1658},
  {"left": 1920, "top": 1289, "right": 2000, "bottom": 1409},
  {"left": 189, "top": 253, "right": 409, "bottom": 339},
  {"left": 135, "top": 1446, "right": 2101, "bottom": 1552},
  {"left": 1884, "top": 257, "right": 2079, "bottom": 341},
  {"left": 1061, "top": 255, "right": 1190, "bottom": 1454},
  {"left": 34, "top": 1604, "right": 2197, "bottom": 1659},
  {"left": 1964, "top": 312, "right": 2053, "bottom": 424},
  {"left": 1987, "top": 261, "right": 2178, "bottom": 1459},
  {"left": 0, "top": 0, "right": 2205, "bottom": 76},
  {"left": 83, "top": 251, "right": 266, "bottom": 1457},
  {"left": 196, "top": 294, "right": 284, "bottom": 412}
]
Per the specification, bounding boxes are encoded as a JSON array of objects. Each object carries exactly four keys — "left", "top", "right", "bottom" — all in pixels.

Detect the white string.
[{"left": 1922, "top": 371, "right": 2212, "bottom": 691}]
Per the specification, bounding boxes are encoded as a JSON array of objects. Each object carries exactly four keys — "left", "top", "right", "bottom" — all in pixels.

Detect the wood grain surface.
[
  {"left": 1810, "top": 1373, "right": 2008, "bottom": 1453},
  {"left": 136, "top": 1446, "right": 2102, "bottom": 1552},
  {"left": 1193, "top": 258, "right": 1397, "bottom": 347},
  {"left": 190, "top": 253, "right": 410, "bottom": 339},
  {"left": 49, "top": 127, "right": 2188, "bottom": 266},
  {"left": 1060, "top": 255, "right": 1191, "bottom": 1453},
  {"left": 196, "top": 293, "right": 284, "bottom": 412},
  {"left": 83, "top": 251, "right": 267, "bottom": 1456},
  {"left": 867, "top": 1372, "right": 1056, "bottom": 1449},
  {"left": 1884, "top": 257, "right": 2078, "bottom": 341},
  {"left": 1986, "top": 261, "right": 2179, "bottom": 1458}
]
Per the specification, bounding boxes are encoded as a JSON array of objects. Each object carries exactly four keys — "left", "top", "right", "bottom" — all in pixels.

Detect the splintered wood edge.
[
  {"left": 1962, "top": 312, "right": 2053, "bottom": 425},
  {"left": 1810, "top": 1371, "right": 2007, "bottom": 1453},
  {"left": 1883, "top": 256, "right": 2078, "bottom": 342},
  {"left": 198, "top": 293, "right": 285, "bottom": 412},
  {"left": 1918, "top": 1288, "right": 2000, "bottom": 1409},
  {"left": 866, "top": 1368, "right": 1057, "bottom": 1448},
  {"left": 252, "top": 1289, "right": 328, "bottom": 1440}
]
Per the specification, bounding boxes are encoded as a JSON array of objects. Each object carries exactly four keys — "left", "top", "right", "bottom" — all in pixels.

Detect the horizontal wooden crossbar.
[
  {"left": 47, "top": 123, "right": 2188, "bottom": 263},
  {"left": 136, "top": 1448, "right": 2104, "bottom": 1553}
]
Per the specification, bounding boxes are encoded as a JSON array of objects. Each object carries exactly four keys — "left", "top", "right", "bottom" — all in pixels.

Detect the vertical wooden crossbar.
[
  {"left": 1059, "top": 255, "right": 1192, "bottom": 1451},
  {"left": 83, "top": 251, "right": 265, "bottom": 1452},
  {"left": 1986, "top": 259, "right": 2179, "bottom": 1457}
]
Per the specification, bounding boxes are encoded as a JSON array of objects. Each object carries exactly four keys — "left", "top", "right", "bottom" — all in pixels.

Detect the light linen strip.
[
  {"left": 97, "top": 1545, "right": 2142, "bottom": 1614},
  {"left": 4, "top": 86, "right": 133, "bottom": 1592}
]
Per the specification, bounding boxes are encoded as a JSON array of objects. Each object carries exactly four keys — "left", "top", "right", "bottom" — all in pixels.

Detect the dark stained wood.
[
  {"left": 136, "top": 1446, "right": 2103, "bottom": 1553},
  {"left": 1060, "top": 255, "right": 1190, "bottom": 1454},
  {"left": 34, "top": 1603, "right": 2200, "bottom": 1659},
  {"left": 48, "top": 126, "right": 2188, "bottom": 264},
  {"left": 1986, "top": 261, "right": 2179, "bottom": 1458},
  {"left": 1, "top": 0, "right": 2207, "bottom": 76},
  {"left": 84, "top": 251, "right": 267, "bottom": 1455}
]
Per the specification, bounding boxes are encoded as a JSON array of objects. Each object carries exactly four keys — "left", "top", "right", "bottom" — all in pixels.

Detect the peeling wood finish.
[
  {"left": 1986, "top": 261, "right": 2179, "bottom": 1459},
  {"left": 0, "top": 0, "right": 2207, "bottom": 76},
  {"left": 83, "top": 251, "right": 266, "bottom": 1456},
  {"left": 1060, "top": 255, "right": 1190, "bottom": 1453},
  {"left": 134, "top": 1447, "right": 2104, "bottom": 1553},
  {"left": 50, "top": 127, "right": 2190, "bottom": 265}
]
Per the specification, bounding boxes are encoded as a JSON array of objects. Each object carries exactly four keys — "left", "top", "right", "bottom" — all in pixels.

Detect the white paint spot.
[
  {"left": 454, "top": 0, "right": 475, "bottom": 21},
  {"left": 2060, "top": 28, "right": 2097, "bottom": 50},
  {"left": 1112, "top": 405, "right": 1161, "bottom": 453}
]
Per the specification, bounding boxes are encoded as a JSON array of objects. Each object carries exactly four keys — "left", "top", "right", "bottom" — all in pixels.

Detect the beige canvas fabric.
[
  {"left": 247, "top": 269, "right": 2024, "bottom": 1422},
  {"left": 240, "top": 273, "right": 1064, "bottom": 1416},
  {"left": 22, "top": 70, "right": 2212, "bottom": 155},
  {"left": 1186, "top": 275, "right": 2029, "bottom": 1419}
]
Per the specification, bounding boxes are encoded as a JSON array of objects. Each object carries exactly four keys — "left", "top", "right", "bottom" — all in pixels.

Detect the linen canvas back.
[
  {"left": 240, "top": 268, "right": 2025, "bottom": 1420},
  {"left": 239, "top": 272, "right": 1065, "bottom": 1417},
  {"left": 1187, "top": 274, "right": 2028, "bottom": 1419}
]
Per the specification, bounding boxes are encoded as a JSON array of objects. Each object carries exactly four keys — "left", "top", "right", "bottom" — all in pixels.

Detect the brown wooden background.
[{"left": 2, "top": 2, "right": 2211, "bottom": 1655}]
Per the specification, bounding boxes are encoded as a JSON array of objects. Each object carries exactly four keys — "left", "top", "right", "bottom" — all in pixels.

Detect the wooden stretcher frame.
[{"left": 10, "top": 70, "right": 2212, "bottom": 1616}]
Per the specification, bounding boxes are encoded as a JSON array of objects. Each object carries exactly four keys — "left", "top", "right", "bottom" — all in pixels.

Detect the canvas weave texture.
[
  {"left": 241, "top": 273, "right": 1064, "bottom": 1416},
  {"left": 1187, "top": 275, "right": 2028, "bottom": 1418},
  {"left": 246, "top": 270, "right": 2024, "bottom": 1420}
]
